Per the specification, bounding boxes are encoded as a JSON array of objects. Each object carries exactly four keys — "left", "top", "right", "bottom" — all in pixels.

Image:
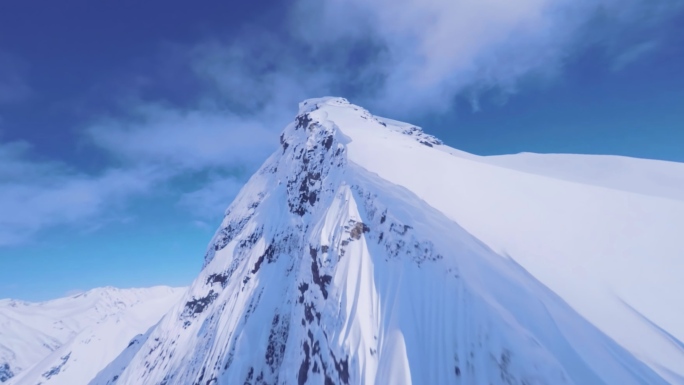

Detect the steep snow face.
[
  {"left": 0, "top": 286, "right": 184, "bottom": 385},
  {"left": 92, "top": 97, "right": 682, "bottom": 385},
  {"left": 332, "top": 102, "right": 684, "bottom": 384}
]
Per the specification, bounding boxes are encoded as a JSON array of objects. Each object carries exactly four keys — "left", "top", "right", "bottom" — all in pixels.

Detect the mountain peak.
[
  {"left": 89, "top": 99, "right": 684, "bottom": 385},
  {"left": 295, "top": 97, "right": 443, "bottom": 150}
]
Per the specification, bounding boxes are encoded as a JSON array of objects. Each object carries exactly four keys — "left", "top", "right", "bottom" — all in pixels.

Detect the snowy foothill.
[{"left": 0, "top": 286, "right": 185, "bottom": 385}]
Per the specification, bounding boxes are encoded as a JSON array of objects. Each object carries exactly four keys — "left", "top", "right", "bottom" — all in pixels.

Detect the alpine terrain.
[
  {"left": 1, "top": 286, "right": 185, "bottom": 385},
  {"left": 75, "top": 97, "right": 683, "bottom": 384}
]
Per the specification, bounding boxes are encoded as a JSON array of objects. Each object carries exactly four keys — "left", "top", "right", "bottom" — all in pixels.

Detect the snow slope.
[
  {"left": 0, "top": 286, "right": 184, "bottom": 385},
  {"left": 481, "top": 152, "right": 684, "bottom": 201},
  {"left": 343, "top": 112, "right": 684, "bottom": 383},
  {"left": 91, "top": 97, "right": 683, "bottom": 385}
]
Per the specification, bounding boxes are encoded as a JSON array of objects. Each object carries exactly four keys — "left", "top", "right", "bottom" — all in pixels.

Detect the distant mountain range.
[{"left": 1, "top": 286, "right": 184, "bottom": 385}]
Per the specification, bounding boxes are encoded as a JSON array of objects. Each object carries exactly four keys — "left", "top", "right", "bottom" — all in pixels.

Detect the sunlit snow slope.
[
  {"left": 92, "top": 97, "right": 684, "bottom": 385},
  {"left": 0, "top": 286, "right": 184, "bottom": 385}
]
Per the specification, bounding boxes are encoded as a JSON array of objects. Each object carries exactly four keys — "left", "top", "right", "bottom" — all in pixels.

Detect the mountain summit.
[{"left": 91, "top": 97, "right": 684, "bottom": 385}]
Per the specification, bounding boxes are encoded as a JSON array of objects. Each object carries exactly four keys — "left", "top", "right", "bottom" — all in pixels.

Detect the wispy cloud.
[
  {"left": 84, "top": 33, "right": 342, "bottom": 172},
  {"left": 0, "top": 140, "right": 159, "bottom": 246},
  {"left": 612, "top": 40, "right": 660, "bottom": 71},
  {"left": 292, "top": 0, "right": 682, "bottom": 114},
  {"left": 86, "top": 103, "right": 277, "bottom": 172}
]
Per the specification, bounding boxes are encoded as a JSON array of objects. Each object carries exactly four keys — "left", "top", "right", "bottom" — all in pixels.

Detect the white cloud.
[
  {"left": 86, "top": 103, "right": 278, "bottom": 172},
  {"left": 0, "top": 140, "right": 159, "bottom": 246},
  {"left": 292, "top": 0, "right": 683, "bottom": 114}
]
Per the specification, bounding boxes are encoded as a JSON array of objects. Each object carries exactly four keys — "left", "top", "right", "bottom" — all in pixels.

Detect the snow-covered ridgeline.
[{"left": 89, "top": 98, "right": 684, "bottom": 385}]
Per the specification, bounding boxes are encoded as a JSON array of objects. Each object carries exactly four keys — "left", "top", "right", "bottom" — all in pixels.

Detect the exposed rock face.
[{"left": 0, "top": 363, "right": 14, "bottom": 383}]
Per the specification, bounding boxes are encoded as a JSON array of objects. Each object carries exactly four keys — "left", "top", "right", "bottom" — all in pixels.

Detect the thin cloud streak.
[{"left": 612, "top": 40, "right": 660, "bottom": 71}]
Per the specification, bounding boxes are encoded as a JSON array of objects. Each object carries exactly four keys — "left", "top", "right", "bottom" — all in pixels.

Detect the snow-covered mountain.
[
  {"left": 0, "top": 286, "right": 185, "bottom": 385},
  {"left": 84, "top": 97, "right": 684, "bottom": 385}
]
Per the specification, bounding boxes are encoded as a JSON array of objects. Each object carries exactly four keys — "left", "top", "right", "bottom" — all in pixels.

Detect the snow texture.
[
  {"left": 81, "top": 98, "right": 684, "bottom": 384},
  {"left": 0, "top": 286, "right": 184, "bottom": 385}
]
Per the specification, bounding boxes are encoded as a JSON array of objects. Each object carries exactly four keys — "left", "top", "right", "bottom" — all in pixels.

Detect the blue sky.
[{"left": 1, "top": 0, "right": 683, "bottom": 301}]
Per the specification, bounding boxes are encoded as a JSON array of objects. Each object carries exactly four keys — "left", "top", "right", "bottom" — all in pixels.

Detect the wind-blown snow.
[
  {"left": 0, "top": 286, "right": 184, "bottom": 385},
  {"left": 86, "top": 97, "right": 683, "bottom": 385}
]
